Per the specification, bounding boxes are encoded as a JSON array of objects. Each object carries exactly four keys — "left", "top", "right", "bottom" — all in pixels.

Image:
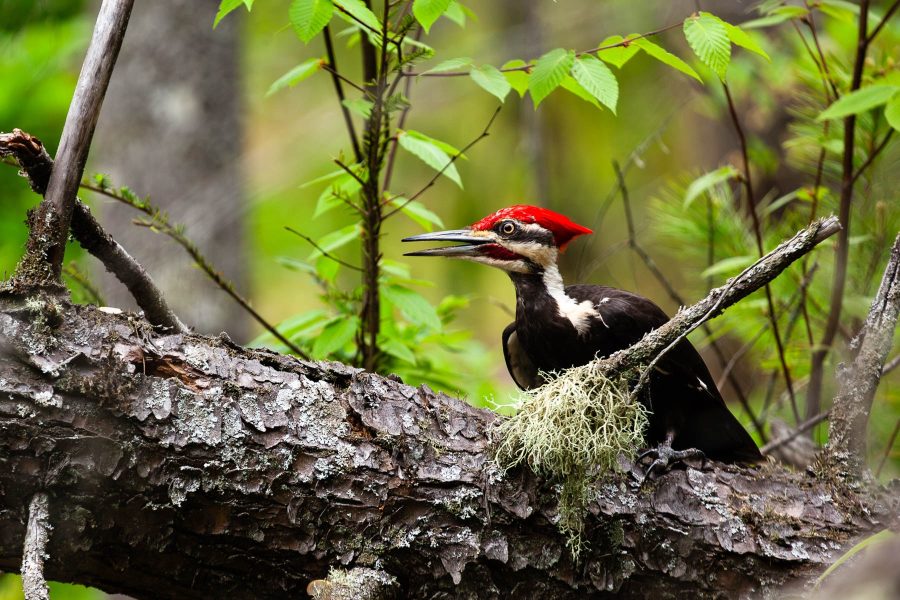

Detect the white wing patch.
[{"left": 542, "top": 266, "right": 600, "bottom": 335}]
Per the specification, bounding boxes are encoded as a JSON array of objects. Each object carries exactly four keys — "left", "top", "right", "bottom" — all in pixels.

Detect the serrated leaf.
[
  {"left": 819, "top": 85, "right": 900, "bottom": 120},
  {"left": 421, "top": 57, "right": 472, "bottom": 75},
  {"left": 313, "top": 316, "right": 359, "bottom": 357},
  {"left": 266, "top": 58, "right": 323, "bottom": 96},
  {"left": 382, "top": 285, "right": 442, "bottom": 330},
  {"left": 413, "top": 0, "right": 451, "bottom": 33},
  {"left": 387, "top": 197, "right": 444, "bottom": 231},
  {"left": 397, "top": 131, "right": 462, "bottom": 187},
  {"left": 684, "top": 12, "right": 731, "bottom": 80},
  {"left": 470, "top": 64, "right": 511, "bottom": 101},
  {"left": 684, "top": 165, "right": 739, "bottom": 208},
  {"left": 886, "top": 94, "right": 900, "bottom": 131},
  {"left": 315, "top": 173, "right": 362, "bottom": 217},
  {"left": 723, "top": 22, "right": 769, "bottom": 60},
  {"left": 380, "top": 336, "right": 417, "bottom": 364},
  {"left": 334, "top": 0, "right": 381, "bottom": 33},
  {"left": 700, "top": 255, "right": 755, "bottom": 279},
  {"left": 214, "top": 0, "right": 245, "bottom": 28},
  {"left": 633, "top": 38, "right": 702, "bottom": 82},
  {"left": 342, "top": 97, "right": 373, "bottom": 118},
  {"left": 571, "top": 55, "right": 618, "bottom": 113},
  {"left": 502, "top": 59, "right": 530, "bottom": 97},
  {"left": 307, "top": 224, "right": 360, "bottom": 261},
  {"left": 560, "top": 76, "right": 599, "bottom": 108},
  {"left": 596, "top": 35, "right": 641, "bottom": 68},
  {"left": 529, "top": 48, "right": 574, "bottom": 107},
  {"left": 289, "top": 0, "right": 334, "bottom": 43}
]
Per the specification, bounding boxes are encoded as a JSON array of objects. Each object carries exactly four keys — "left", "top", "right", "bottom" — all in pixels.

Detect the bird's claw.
[{"left": 636, "top": 445, "right": 706, "bottom": 485}]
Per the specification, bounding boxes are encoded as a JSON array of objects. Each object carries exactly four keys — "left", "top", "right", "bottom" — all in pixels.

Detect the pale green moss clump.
[{"left": 493, "top": 363, "right": 648, "bottom": 555}]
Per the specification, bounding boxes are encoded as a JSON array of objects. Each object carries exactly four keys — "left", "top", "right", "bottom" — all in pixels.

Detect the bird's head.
[{"left": 402, "top": 205, "right": 592, "bottom": 273}]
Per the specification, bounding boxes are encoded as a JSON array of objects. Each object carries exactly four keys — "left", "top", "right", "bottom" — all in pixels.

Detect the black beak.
[{"left": 402, "top": 229, "right": 492, "bottom": 257}]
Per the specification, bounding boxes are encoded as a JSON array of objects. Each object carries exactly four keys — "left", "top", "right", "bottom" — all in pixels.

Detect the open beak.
[{"left": 402, "top": 229, "right": 492, "bottom": 257}]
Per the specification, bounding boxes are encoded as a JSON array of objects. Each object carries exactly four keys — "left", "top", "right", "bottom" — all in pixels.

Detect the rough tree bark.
[{"left": 0, "top": 289, "right": 896, "bottom": 599}]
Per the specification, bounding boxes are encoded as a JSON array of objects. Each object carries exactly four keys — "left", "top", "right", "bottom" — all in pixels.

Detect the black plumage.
[{"left": 503, "top": 276, "right": 762, "bottom": 463}]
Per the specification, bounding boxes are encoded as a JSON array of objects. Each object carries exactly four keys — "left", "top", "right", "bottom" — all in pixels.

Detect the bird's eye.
[{"left": 499, "top": 221, "right": 518, "bottom": 236}]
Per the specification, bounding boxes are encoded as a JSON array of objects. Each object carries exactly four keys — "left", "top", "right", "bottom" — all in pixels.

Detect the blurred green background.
[{"left": 1, "top": 0, "right": 898, "bottom": 596}]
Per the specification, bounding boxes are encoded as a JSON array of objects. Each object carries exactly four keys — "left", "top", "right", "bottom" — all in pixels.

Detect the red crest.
[{"left": 471, "top": 205, "right": 593, "bottom": 250}]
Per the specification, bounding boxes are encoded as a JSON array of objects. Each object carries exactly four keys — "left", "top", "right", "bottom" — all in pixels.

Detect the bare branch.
[
  {"left": 15, "top": 0, "right": 134, "bottom": 283},
  {"left": 21, "top": 492, "right": 51, "bottom": 600},
  {"left": 827, "top": 233, "right": 900, "bottom": 477},
  {"left": 285, "top": 226, "right": 363, "bottom": 272},
  {"left": 323, "top": 26, "right": 363, "bottom": 163}
]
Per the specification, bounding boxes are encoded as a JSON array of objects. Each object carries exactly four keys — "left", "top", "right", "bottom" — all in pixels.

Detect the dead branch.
[
  {"left": 0, "top": 129, "right": 186, "bottom": 332},
  {"left": 827, "top": 232, "right": 900, "bottom": 477},
  {"left": 18, "top": 0, "right": 135, "bottom": 283}
]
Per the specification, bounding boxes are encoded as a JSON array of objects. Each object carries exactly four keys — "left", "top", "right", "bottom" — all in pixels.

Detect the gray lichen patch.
[{"left": 171, "top": 386, "right": 223, "bottom": 447}]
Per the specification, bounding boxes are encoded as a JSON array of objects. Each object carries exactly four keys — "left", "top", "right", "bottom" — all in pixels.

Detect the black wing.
[
  {"left": 566, "top": 285, "right": 762, "bottom": 462},
  {"left": 502, "top": 322, "right": 541, "bottom": 390}
]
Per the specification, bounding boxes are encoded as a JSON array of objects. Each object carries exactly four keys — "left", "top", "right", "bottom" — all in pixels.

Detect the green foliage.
[
  {"left": 683, "top": 12, "right": 731, "bottom": 80},
  {"left": 597, "top": 35, "right": 640, "bottom": 68},
  {"left": 632, "top": 37, "right": 701, "bottom": 82},
  {"left": 570, "top": 55, "right": 618, "bottom": 113},
  {"left": 469, "top": 64, "right": 511, "bottom": 102},
  {"left": 289, "top": 0, "right": 334, "bottom": 43},
  {"left": 818, "top": 85, "right": 900, "bottom": 120},
  {"left": 412, "top": 0, "right": 451, "bottom": 33},
  {"left": 529, "top": 48, "right": 575, "bottom": 107},
  {"left": 266, "top": 58, "right": 323, "bottom": 96},
  {"left": 397, "top": 130, "right": 463, "bottom": 187},
  {"left": 214, "top": 0, "right": 253, "bottom": 28},
  {"left": 683, "top": 165, "right": 739, "bottom": 208}
]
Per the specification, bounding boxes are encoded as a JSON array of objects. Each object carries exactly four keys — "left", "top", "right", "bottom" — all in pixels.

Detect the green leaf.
[
  {"left": 421, "top": 57, "right": 472, "bottom": 75},
  {"left": 815, "top": 530, "right": 895, "bottom": 589},
  {"left": 387, "top": 197, "right": 444, "bottom": 231},
  {"left": 570, "top": 55, "right": 618, "bottom": 113},
  {"left": 382, "top": 285, "right": 442, "bottom": 330},
  {"left": 560, "top": 76, "right": 600, "bottom": 108},
  {"left": 502, "top": 59, "right": 530, "bottom": 97},
  {"left": 404, "top": 130, "right": 466, "bottom": 159},
  {"left": 289, "top": 0, "right": 334, "bottom": 43},
  {"left": 266, "top": 58, "right": 323, "bottom": 97},
  {"left": 380, "top": 336, "right": 417, "bottom": 364},
  {"left": 632, "top": 38, "right": 702, "bottom": 82},
  {"left": 723, "top": 22, "right": 769, "bottom": 60},
  {"left": 300, "top": 167, "right": 348, "bottom": 189},
  {"left": 313, "top": 317, "right": 359, "bottom": 357},
  {"left": 597, "top": 35, "right": 640, "bottom": 68},
  {"left": 248, "top": 309, "right": 328, "bottom": 347},
  {"left": 413, "top": 0, "right": 451, "bottom": 33},
  {"left": 314, "top": 173, "right": 362, "bottom": 217},
  {"left": 819, "top": 85, "right": 900, "bottom": 120},
  {"left": 684, "top": 12, "right": 731, "bottom": 80},
  {"left": 741, "top": 6, "right": 809, "bottom": 29},
  {"left": 315, "top": 255, "right": 340, "bottom": 281},
  {"left": 529, "top": 48, "right": 575, "bottom": 107},
  {"left": 762, "top": 189, "right": 801, "bottom": 216},
  {"left": 886, "top": 94, "right": 900, "bottom": 131},
  {"left": 307, "top": 224, "right": 360, "bottom": 260},
  {"left": 342, "top": 97, "right": 373, "bottom": 118},
  {"left": 334, "top": 0, "right": 381, "bottom": 33},
  {"left": 214, "top": 0, "right": 245, "bottom": 28},
  {"left": 469, "top": 64, "right": 511, "bottom": 101},
  {"left": 683, "top": 165, "right": 739, "bottom": 208},
  {"left": 444, "top": 1, "right": 467, "bottom": 27},
  {"left": 397, "top": 131, "right": 462, "bottom": 187},
  {"left": 700, "top": 255, "right": 754, "bottom": 279}
]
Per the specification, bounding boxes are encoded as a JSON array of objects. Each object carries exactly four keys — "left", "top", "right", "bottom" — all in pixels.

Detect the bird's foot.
[{"left": 636, "top": 444, "right": 706, "bottom": 485}]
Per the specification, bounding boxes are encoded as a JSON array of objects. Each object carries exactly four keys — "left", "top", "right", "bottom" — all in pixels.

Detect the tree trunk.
[
  {"left": 0, "top": 292, "right": 893, "bottom": 599},
  {"left": 92, "top": 0, "right": 248, "bottom": 339}
]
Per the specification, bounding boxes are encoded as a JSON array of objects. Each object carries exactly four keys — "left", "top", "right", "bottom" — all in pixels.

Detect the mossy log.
[{"left": 0, "top": 292, "right": 895, "bottom": 599}]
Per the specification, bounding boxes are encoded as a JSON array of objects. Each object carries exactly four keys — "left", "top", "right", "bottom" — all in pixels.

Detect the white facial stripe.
[
  {"left": 541, "top": 265, "right": 599, "bottom": 335},
  {"left": 463, "top": 255, "right": 532, "bottom": 273},
  {"left": 502, "top": 240, "right": 557, "bottom": 267}
]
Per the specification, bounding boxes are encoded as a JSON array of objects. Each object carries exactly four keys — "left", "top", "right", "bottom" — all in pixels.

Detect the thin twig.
[
  {"left": 383, "top": 106, "right": 501, "bottom": 219},
  {"left": 320, "top": 62, "right": 371, "bottom": 96},
  {"left": 866, "top": 0, "right": 900, "bottom": 44},
  {"left": 760, "top": 411, "right": 830, "bottom": 455},
  {"left": 850, "top": 128, "right": 894, "bottom": 185},
  {"left": 723, "top": 82, "right": 800, "bottom": 423},
  {"left": 21, "top": 492, "right": 51, "bottom": 600},
  {"left": 285, "top": 226, "right": 363, "bottom": 271},
  {"left": 875, "top": 418, "right": 900, "bottom": 477},
  {"left": 883, "top": 353, "right": 900, "bottom": 376},
  {"left": 82, "top": 180, "right": 309, "bottom": 358},
  {"left": 63, "top": 262, "right": 106, "bottom": 306},
  {"left": 808, "top": 0, "right": 871, "bottom": 420},
  {"left": 406, "top": 20, "right": 685, "bottom": 77},
  {"left": 323, "top": 26, "right": 363, "bottom": 163}
]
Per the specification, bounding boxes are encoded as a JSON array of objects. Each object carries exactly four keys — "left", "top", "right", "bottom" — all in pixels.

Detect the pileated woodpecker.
[{"left": 403, "top": 205, "right": 761, "bottom": 471}]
